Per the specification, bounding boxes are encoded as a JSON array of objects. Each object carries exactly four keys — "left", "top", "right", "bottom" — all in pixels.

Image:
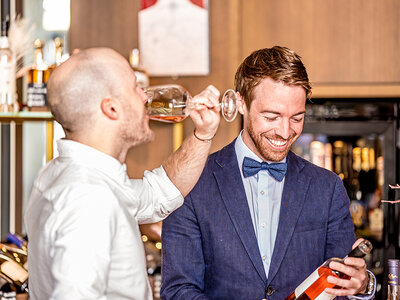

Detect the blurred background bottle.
[
  {"left": 129, "top": 48, "right": 149, "bottom": 89},
  {"left": 26, "top": 39, "right": 51, "bottom": 111},
  {"left": 48, "top": 37, "right": 64, "bottom": 72},
  {"left": 387, "top": 259, "right": 400, "bottom": 300},
  {"left": 0, "top": 253, "right": 28, "bottom": 294}
]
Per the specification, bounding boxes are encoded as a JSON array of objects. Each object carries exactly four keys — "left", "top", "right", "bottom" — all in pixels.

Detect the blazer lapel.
[
  {"left": 213, "top": 141, "right": 268, "bottom": 284},
  {"left": 267, "top": 152, "right": 311, "bottom": 283}
]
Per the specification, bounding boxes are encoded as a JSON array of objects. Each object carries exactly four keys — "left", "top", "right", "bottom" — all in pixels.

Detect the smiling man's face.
[{"left": 240, "top": 77, "right": 306, "bottom": 162}]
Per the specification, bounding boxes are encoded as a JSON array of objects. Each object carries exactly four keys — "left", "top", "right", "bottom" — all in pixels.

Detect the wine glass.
[{"left": 144, "top": 84, "right": 238, "bottom": 123}]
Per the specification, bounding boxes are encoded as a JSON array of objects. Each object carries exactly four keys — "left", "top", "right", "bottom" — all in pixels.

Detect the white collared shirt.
[
  {"left": 235, "top": 132, "right": 286, "bottom": 277},
  {"left": 25, "top": 139, "right": 183, "bottom": 300}
]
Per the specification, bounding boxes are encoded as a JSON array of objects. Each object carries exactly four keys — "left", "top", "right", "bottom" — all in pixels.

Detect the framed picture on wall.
[{"left": 139, "top": 0, "right": 209, "bottom": 77}]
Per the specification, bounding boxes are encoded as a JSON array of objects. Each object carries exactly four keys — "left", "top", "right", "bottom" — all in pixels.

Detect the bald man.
[{"left": 24, "top": 48, "right": 221, "bottom": 300}]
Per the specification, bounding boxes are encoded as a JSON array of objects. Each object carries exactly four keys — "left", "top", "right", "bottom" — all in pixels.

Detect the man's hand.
[
  {"left": 190, "top": 85, "right": 221, "bottom": 140},
  {"left": 324, "top": 238, "right": 369, "bottom": 297},
  {"left": 162, "top": 85, "right": 221, "bottom": 197}
]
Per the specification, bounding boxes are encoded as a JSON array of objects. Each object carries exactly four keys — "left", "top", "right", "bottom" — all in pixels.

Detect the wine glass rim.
[{"left": 144, "top": 84, "right": 187, "bottom": 91}]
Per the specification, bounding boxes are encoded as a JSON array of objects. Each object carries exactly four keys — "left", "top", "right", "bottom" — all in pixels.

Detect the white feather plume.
[{"left": 8, "top": 15, "right": 35, "bottom": 74}]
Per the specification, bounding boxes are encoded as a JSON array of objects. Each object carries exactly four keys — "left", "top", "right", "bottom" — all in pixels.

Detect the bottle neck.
[
  {"left": 55, "top": 47, "right": 63, "bottom": 65},
  {"left": 346, "top": 240, "right": 372, "bottom": 258},
  {"left": 34, "top": 48, "right": 48, "bottom": 70}
]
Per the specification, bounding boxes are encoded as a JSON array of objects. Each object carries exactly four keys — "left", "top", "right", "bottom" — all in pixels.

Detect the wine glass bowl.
[{"left": 145, "top": 84, "right": 238, "bottom": 123}]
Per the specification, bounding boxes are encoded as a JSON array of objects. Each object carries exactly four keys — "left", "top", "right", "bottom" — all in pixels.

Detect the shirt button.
[
  {"left": 260, "top": 222, "right": 266, "bottom": 228},
  {"left": 262, "top": 255, "right": 266, "bottom": 261},
  {"left": 260, "top": 190, "right": 265, "bottom": 195}
]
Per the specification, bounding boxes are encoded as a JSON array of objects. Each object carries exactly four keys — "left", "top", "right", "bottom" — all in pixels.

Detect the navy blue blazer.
[{"left": 161, "top": 140, "right": 356, "bottom": 300}]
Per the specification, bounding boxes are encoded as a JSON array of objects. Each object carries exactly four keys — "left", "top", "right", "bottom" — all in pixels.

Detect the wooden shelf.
[{"left": 0, "top": 112, "right": 53, "bottom": 123}]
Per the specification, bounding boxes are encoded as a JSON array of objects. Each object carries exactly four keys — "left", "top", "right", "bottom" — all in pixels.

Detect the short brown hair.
[{"left": 234, "top": 46, "right": 312, "bottom": 108}]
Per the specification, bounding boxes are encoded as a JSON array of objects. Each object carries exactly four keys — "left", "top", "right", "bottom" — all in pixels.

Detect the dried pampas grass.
[{"left": 8, "top": 15, "right": 35, "bottom": 77}]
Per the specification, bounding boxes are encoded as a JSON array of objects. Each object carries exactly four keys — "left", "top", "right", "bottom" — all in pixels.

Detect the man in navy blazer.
[{"left": 161, "top": 46, "right": 375, "bottom": 300}]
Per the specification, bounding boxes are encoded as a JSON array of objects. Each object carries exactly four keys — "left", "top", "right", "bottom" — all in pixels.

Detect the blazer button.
[{"left": 265, "top": 286, "right": 274, "bottom": 296}]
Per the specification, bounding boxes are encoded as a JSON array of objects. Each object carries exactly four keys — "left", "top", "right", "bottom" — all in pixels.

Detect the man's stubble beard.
[
  {"left": 247, "top": 118, "right": 299, "bottom": 162},
  {"left": 121, "top": 113, "right": 154, "bottom": 148}
]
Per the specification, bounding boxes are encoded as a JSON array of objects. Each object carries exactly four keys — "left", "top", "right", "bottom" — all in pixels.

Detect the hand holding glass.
[{"left": 145, "top": 84, "right": 238, "bottom": 123}]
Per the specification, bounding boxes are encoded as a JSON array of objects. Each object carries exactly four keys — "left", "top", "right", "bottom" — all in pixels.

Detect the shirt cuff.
[{"left": 347, "top": 270, "right": 376, "bottom": 300}]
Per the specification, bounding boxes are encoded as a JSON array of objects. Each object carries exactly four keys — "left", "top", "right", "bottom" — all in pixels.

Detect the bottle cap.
[
  {"left": 358, "top": 240, "right": 373, "bottom": 255},
  {"left": 388, "top": 259, "right": 400, "bottom": 267},
  {"left": 33, "top": 39, "right": 44, "bottom": 49},
  {"left": 54, "top": 37, "right": 63, "bottom": 48}
]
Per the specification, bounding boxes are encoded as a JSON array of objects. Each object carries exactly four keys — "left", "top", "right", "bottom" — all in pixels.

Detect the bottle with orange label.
[{"left": 286, "top": 240, "right": 372, "bottom": 300}]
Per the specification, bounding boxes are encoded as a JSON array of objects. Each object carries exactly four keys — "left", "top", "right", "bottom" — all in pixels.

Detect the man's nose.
[{"left": 275, "top": 119, "right": 290, "bottom": 140}]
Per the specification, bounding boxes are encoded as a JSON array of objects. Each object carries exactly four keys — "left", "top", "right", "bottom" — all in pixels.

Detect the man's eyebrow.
[
  {"left": 293, "top": 111, "right": 306, "bottom": 116},
  {"left": 259, "top": 110, "right": 306, "bottom": 116}
]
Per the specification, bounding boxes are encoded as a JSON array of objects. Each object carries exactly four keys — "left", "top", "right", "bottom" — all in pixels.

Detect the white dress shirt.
[
  {"left": 235, "top": 132, "right": 285, "bottom": 277},
  {"left": 24, "top": 139, "right": 183, "bottom": 300}
]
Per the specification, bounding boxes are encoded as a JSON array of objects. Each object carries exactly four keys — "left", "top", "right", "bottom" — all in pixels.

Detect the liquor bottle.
[
  {"left": 6, "top": 234, "right": 27, "bottom": 252},
  {"left": 285, "top": 240, "right": 373, "bottom": 300},
  {"left": 0, "top": 29, "right": 16, "bottom": 113},
  {"left": 0, "top": 253, "right": 28, "bottom": 294},
  {"left": 129, "top": 48, "right": 149, "bottom": 89},
  {"left": 26, "top": 39, "right": 51, "bottom": 111},
  {"left": 0, "top": 244, "right": 27, "bottom": 271},
  {"left": 387, "top": 259, "right": 400, "bottom": 299}
]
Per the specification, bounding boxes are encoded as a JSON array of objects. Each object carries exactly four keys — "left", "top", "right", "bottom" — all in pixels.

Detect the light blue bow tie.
[{"left": 242, "top": 157, "right": 287, "bottom": 182}]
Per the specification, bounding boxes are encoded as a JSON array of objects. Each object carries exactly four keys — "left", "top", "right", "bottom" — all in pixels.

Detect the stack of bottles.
[
  {"left": 293, "top": 134, "right": 384, "bottom": 233},
  {"left": 0, "top": 233, "right": 28, "bottom": 300}
]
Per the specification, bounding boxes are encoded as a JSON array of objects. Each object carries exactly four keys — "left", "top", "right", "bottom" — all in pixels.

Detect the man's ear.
[
  {"left": 100, "top": 97, "right": 119, "bottom": 120},
  {"left": 237, "top": 92, "right": 247, "bottom": 115}
]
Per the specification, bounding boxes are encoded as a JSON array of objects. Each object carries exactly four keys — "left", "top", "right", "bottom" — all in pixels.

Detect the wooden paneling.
[
  {"left": 70, "top": 0, "right": 141, "bottom": 58},
  {"left": 241, "top": 0, "right": 400, "bottom": 86}
]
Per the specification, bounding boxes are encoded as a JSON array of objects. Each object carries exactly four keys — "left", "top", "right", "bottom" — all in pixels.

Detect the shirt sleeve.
[
  {"left": 130, "top": 166, "right": 184, "bottom": 224},
  {"left": 49, "top": 186, "right": 117, "bottom": 300}
]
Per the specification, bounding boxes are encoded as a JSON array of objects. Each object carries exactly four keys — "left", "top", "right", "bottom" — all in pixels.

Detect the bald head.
[{"left": 47, "top": 47, "right": 133, "bottom": 134}]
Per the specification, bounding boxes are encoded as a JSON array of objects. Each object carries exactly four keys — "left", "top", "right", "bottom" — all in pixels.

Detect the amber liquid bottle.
[
  {"left": 26, "top": 39, "right": 51, "bottom": 111},
  {"left": 286, "top": 240, "right": 372, "bottom": 300}
]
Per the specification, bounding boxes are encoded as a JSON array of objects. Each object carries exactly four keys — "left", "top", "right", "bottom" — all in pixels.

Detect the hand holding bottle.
[
  {"left": 324, "top": 238, "right": 370, "bottom": 297},
  {"left": 286, "top": 239, "right": 372, "bottom": 300}
]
